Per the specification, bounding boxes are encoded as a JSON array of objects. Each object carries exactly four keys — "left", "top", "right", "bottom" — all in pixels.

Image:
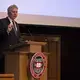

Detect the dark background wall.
[{"left": 19, "top": 24, "right": 80, "bottom": 80}]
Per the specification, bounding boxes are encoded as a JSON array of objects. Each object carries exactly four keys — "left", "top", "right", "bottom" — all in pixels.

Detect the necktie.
[{"left": 12, "top": 21, "right": 17, "bottom": 36}]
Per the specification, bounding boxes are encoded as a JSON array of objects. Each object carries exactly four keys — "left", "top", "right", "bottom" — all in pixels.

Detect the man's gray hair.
[{"left": 7, "top": 4, "right": 18, "bottom": 13}]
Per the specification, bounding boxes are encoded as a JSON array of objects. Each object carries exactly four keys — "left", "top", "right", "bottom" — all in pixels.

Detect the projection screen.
[{"left": 0, "top": 0, "right": 80, "bottom": 27}]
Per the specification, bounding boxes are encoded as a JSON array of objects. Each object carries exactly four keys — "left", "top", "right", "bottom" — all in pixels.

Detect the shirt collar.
[{"left": 8, "top": 17, "right": 15, "bottom": 25}]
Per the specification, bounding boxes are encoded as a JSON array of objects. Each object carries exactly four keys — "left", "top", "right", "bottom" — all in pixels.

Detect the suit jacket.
[{"left": 0, "top": 17, "right": 20, "bottom": 52}]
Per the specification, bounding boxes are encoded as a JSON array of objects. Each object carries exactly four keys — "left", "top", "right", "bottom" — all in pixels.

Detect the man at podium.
[{"left": 0, "top": 4, "right": 21, "bottom": 73}]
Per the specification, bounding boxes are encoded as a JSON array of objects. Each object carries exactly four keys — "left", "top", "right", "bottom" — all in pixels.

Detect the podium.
[
  {"left": 0, "top": 74, "right": 14, "bottom": 80},
  {"left": 4, "top": 41, "right": 48, "bottom": 80}
]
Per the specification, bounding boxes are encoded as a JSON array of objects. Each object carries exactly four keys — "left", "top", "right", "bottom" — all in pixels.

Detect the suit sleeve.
[
  {"left": 0, "top": 20, "right": 8, "bottom": 41},
  {"left": 0, "top": 20, "right": 4, "bottom": 35}
]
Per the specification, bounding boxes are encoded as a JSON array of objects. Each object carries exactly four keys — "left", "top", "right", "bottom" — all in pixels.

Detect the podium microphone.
[{"left": 27, "top": 28, "right": 34, "bottom": 41}]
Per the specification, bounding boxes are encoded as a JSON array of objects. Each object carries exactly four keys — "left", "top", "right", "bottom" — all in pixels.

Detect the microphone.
[
  {"left": 27, "top": 28, "right": 34, "bottom": 41},
  {"left": 20, "top": 27, "right": 34, "bottom": 42}
]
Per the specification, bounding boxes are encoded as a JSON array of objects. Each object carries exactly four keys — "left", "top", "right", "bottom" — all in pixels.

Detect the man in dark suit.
[{"left": 0, "top": 4, "right": 20, "bottom": 73}]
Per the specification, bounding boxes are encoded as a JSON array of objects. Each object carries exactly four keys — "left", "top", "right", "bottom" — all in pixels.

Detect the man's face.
[{"left": 9, "top": 8, "right": 18, "bottom": 20}]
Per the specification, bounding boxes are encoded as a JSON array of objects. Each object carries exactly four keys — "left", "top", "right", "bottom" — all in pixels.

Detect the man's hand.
[{"left": 7, "top": 23, "right": 13, "bottom": 33}]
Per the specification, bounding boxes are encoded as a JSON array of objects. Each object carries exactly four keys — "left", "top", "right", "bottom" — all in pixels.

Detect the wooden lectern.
[
  {"left": 4, "top": 41, "right": 48, "bottom": 80},
  {"left": 0, "top": 74, "right": 14, "bottom": 80}
]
